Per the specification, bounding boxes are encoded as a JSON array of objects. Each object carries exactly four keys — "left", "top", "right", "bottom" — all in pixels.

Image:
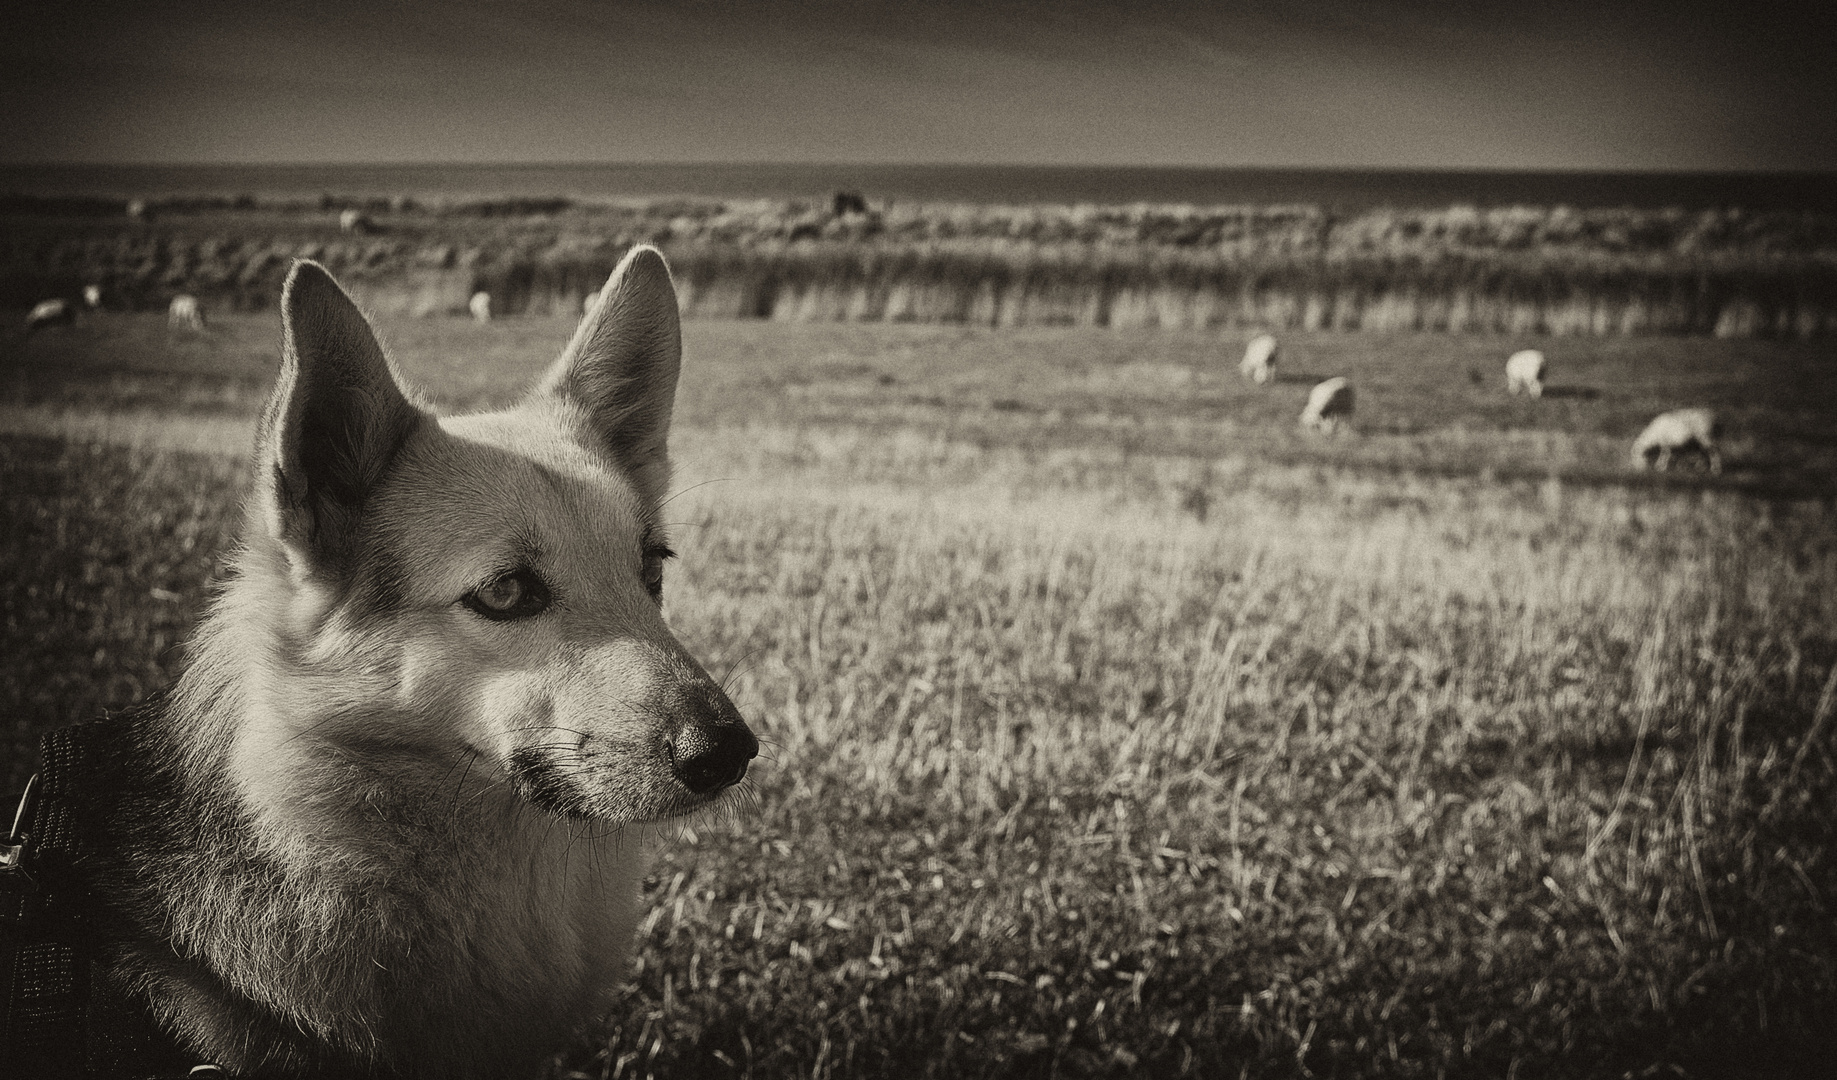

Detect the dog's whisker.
[
  {"left": 716, "top": 647, "right": 766, "bottom": 692},
  {"left": 657, "top": 476, "right": 735, "bottom": 512}
]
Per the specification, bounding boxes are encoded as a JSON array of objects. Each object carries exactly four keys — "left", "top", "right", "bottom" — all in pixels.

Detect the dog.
[{"left": 72, "top": 245, "right": 756, "bottom": 1077}]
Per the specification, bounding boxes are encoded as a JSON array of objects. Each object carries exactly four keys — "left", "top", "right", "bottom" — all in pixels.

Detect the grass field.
[{"left": 2, "top": 312, "right": 1835, "bottom": 1078}]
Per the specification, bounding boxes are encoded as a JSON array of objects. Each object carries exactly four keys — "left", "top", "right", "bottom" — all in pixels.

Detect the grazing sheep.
[
  {"left": 1506, "top": 349, "right": 1546, "bottom": 396},
  {"left": 25, "top": 298, "right": 76, "bottom": 333},
  {"left": 1300, "top": 376, "right": 1354, "bottom": 433},
  {"left": 82, "top": 284, "right": 103, "bottom": 309},
  {"left": 126, "top": 198, "right": 148, "bottom": 220},
  {"left": 469, "top": 290, "right": 493, "bottom": 322},
  {"left": 1240, "top": 333, "right": 1279, "bottom": 384},
  {"left": 1631, "top": 408, "right": 1721, "bottom": 474},
  {"left": 339, "top": 208, "right": 372, "bottom": 234},
  {"left": 168, "top": 294, "right": 205, "bottom": 331}
]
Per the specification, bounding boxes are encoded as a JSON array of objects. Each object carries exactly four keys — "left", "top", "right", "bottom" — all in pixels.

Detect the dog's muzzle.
[{"left": 668, "top": 722, "right": 758, "bottom": 795}]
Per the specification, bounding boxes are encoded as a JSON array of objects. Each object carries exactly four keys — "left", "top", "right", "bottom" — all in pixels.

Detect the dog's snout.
[{"left": 669, "top": 722, "right": 758, "bottom": 795}]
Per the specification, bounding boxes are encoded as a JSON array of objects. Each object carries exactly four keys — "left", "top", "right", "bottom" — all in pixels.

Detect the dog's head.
[{"left": 246, "top": 246, "right": 755, "bottom": 825}]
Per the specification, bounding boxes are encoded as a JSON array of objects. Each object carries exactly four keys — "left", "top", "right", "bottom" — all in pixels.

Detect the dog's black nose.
[{"left": 670, "top": 723, "right": 758, "bottom": 794}]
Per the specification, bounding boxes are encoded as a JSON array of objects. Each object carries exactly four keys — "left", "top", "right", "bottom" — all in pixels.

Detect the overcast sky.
[{"left": 3, "top": 0, "right": 1831, "bottom": 170}]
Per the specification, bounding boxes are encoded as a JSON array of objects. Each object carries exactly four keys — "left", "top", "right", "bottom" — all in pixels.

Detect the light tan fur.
[
  {"left": 1240, "top": 332, "right": 1278, "bottom": 383},
  {"left": 169, "top": 293, "right": 205, "bottom": 330},
  {"left": 1631, "top": 407, "right": 1721, "bottom": 473},
  {"left": 1505, "top": 349, "right": 1546, "bottom": 397},
  {"left": 114, "top": 246, "right": 754, "bottom": 1077},
  {"left": 1300, "top": 376, "right": 1354, "bottom": 433},
  {"left": 25, "top": 297, "right": 76, "bottom": 331}
]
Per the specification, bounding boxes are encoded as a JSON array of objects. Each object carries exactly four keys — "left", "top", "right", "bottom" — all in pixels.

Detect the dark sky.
[{"left": 3, "top": 0, "right": 1832, "bottom": 170}]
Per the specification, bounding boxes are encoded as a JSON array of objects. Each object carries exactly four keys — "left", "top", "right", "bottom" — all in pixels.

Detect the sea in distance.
[{"left": 3, "top": 162, "right": 1834, "bottom": 213}]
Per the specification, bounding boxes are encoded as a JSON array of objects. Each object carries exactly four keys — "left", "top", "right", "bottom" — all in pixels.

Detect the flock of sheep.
[
  {"left": 25, "top": 290, "right": 206, "bottom": 334},
  {"left": 17, "top": 292, "right": 1724, "bottom": 475},
  {"left": 28, "top": 286, "right": 503, "bottom": 329},
  {"left": 27, "top": 285, "right": 548, "bottom": 328},
  {"left": 463, "top": 289, "right": 598, "bottom": 322},
  {"left": 465, "top": 290, "right": 601, "bottom": 323},
  {"left": 1241, "top": 333, "right": 1722, "bottom": 474}
]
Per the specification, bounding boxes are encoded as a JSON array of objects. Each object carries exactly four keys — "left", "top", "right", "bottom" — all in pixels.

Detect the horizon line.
[{"left": 7, "top": 161, "right": 1837, "bottom": 178}]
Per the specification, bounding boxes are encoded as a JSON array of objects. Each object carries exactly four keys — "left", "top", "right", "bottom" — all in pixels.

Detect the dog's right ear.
[
  {"left": 535, "top": 245, "right": 681, "bottom": 508},
  {"left": 256, "top": 261, "right": 424, "bottom": 578}
]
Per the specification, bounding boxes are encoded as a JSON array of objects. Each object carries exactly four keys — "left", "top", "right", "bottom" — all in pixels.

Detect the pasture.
[{"left": 2, "top": 313, "right": 1835, "bottom": 1077}]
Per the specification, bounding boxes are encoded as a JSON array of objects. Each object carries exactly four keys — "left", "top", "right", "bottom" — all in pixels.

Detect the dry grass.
[
  {"left": 614, "top": 428, "right": 1837, "bottom": 1077},
  {"left": 1, "top": 314, "right": 1834, "bottom": 1077}
]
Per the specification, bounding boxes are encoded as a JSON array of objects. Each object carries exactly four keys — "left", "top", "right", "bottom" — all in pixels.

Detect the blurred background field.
[
  {"left": 6, "top": 311, "right": 1834, "bottom": 489},
  {"left": 5, "top": 171, "right": 1837, "bottom": 340},
  {"left": 3, "top": 297, "right": 1834, "bottom": 1075}
]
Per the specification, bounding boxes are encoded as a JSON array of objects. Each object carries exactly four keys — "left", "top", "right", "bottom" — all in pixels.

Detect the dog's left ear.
[{"left": 536, "top": 245, "right": 681, "bottom": 505}]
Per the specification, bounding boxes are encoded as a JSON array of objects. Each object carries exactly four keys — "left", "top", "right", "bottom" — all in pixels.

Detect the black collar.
[{"left": 2, "top": 718, "right": 222, "bottom": 1079}]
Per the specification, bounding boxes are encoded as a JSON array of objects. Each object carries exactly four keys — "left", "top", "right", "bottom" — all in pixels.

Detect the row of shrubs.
[
  {"left": 10, "top": 191, "right": 1836, "bottom": 254},
  {"left": 4, "top": 196, "right": 1834, "bottom": 336}
]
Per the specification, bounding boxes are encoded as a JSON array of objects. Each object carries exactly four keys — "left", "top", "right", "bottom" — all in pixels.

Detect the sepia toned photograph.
[{"left": 2, "top": 2, "right": 1833, "bottom": 1077}]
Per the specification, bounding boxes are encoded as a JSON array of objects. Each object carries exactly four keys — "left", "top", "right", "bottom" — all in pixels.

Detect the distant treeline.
[{"left": 4, "top": 193, "right": 1834, "bottom": 337}]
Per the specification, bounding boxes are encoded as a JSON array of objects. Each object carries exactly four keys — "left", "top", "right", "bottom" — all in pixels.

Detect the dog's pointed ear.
[
  {"left": 535, "top": 245, "right": 681, "bottom": 505},
  {"left": 256, "top": 260, "right": 424, "bottom": 576}
]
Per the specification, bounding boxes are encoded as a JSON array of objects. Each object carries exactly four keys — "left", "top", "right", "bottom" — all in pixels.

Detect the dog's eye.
[
  {"left": 463, "top": 569, "right": 551, "bottom": 621},
  {"left": 642, "top": 543, "right": 674, "bottom": 603}
]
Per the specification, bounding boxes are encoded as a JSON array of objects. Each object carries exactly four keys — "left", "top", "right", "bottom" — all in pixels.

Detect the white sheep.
[
  {"left": 469, "top": 291, "right": 493, "bottom": 322},
  {"left": 1505, "top": 349, "right": 1546, "bottom": 397},
  {"left": 25, "top": 298, "right": 76, "bottom": 333},
  {"left": 1300, "top": 376, "right": 1354, "bottom": 433},
  {"left": 339, "top": 209, "right": 371, "bottom": 234},
  {"left": 168, "top": 294, "right": 205, "bottom": 331},
  {"left": 1240, "top": 333, "right": 1279, "bottom": 384},
  {"left": 82, "top": 284, "right": 103, "bottom": 309},
  {"left": 1631, "top": 408, "right": 1720, "bottom": 474}
]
